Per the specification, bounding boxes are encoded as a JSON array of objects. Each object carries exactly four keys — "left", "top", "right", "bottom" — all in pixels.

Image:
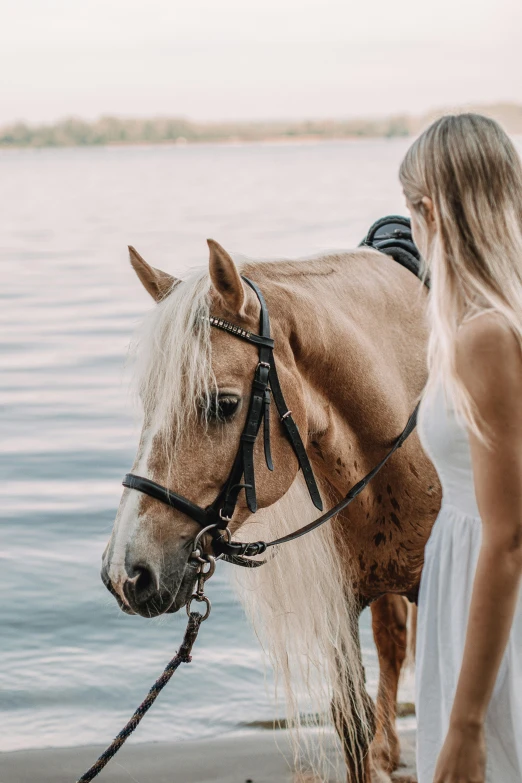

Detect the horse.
[{"left": 101, "top": 239, "right": 441, "bottom": 782}]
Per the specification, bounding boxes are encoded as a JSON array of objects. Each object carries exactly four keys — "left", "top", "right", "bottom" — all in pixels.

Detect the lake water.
[{"left": 0, "top": 136, "right": 455, "bottom": 752}]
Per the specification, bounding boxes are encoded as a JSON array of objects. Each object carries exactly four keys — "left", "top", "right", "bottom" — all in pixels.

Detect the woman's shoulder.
[
  {"left": 458, "top": 309, "right": 520, "bottom": 358},
  {"left": 456, "top": 309, "right": 522, "bottom": 412}
]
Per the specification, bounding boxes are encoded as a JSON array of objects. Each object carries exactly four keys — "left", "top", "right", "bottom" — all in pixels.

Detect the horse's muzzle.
[{"left": 101, "top": 546, "right": 198, "bottom": 618}]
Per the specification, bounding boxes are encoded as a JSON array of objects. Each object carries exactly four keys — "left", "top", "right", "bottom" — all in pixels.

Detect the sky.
[{"left": 1, "top": 0, "right": 521, "bottom": 124}]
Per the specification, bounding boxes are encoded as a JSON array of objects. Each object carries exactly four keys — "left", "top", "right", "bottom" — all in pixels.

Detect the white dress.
[{"left": 415, "top": 375, "right": 522, "bottom": 783}]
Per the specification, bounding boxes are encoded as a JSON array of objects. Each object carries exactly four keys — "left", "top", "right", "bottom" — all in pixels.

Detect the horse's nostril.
[
  {"left": 125, "top": 563, "right": 158, "bottom": 605},
  {"left": 135, "top": 567, "right": 152, "bottom": 595}
]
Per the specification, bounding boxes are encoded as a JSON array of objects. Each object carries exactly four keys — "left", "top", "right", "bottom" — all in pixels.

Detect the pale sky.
[{"left": 1, "top": 0, "right": 521, "bottom": 124}]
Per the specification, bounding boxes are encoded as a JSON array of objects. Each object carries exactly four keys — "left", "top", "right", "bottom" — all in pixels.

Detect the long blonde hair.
[{"left": 399, "top": 113, "right": 522, "bottom": 446}]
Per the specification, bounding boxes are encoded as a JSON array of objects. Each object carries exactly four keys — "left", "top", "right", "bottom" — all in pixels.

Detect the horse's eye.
[{"left": 208, "top": 395, "right": 240, "bottom": 422}]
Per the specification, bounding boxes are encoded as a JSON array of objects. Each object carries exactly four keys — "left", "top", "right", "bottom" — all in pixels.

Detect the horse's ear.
[
  {"left": 207, "top": 239, "right": 245, "bottom": 315},
  {"left": 128, "top": 246, "right": 177, "bottom": 302}
]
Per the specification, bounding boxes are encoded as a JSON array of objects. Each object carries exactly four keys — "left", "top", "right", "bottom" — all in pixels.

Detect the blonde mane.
[
  {"left": 129, "top": 259, "right": 373, "bottom": 778},
  {"left": 234, "top": 474, "right": 372, "bottom": 778},
  {"left": 130, "top": 268, "right": 216, "bottom": 458}
]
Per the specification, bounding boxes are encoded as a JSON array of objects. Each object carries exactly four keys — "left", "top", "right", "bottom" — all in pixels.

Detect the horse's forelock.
[{"left": 130, "top": 267, "right": 216, "bottom": 460}]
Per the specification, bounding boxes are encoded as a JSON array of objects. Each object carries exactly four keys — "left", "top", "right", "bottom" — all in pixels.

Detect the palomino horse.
[{"left": 102, "top": 240, "right": 441, "bottom": 782}]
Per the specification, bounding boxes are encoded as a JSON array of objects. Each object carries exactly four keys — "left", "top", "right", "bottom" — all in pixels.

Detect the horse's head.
[{"left": 102, "top": 242, "right": 310, "bottom": 617}]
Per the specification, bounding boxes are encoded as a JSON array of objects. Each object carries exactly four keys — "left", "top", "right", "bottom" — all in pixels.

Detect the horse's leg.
[
  {"left": 369, "top": 594, "right": 409, "bottom": 774},
  {"left": 331, "top": 624, "right": 377, "bottom": 783}
]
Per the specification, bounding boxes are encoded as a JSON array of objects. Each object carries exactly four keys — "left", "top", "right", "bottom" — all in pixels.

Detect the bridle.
[
  {"left": 123, "top": 270, "right": 425, "bottom": 568},
  {"left": 123, "top": 276, "right": 323, "bottom": 566}
]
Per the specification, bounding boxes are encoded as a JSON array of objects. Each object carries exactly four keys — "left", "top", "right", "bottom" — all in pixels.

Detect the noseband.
[{"left": 123, "top": 221, "right": 428, "bottom": 567}]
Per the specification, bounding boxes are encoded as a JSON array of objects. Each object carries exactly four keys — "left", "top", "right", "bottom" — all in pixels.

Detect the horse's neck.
[{"left": 252, "top": 252, "right": 420, "bottom": 501}]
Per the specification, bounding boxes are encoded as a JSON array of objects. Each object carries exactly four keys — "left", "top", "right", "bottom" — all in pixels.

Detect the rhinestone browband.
[{"left": 208, "top": 316, "right": 251, "bottom": 340}]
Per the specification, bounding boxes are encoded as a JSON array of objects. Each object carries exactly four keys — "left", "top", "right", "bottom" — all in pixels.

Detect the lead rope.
[
  {"left": 76, "top": 612, "right": 203, "bottom": 783},
  {"left": 75, "top": 541, "right": 215, "bottom": 783}
]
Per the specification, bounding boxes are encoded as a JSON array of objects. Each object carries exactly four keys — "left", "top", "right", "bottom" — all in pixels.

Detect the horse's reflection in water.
[{"left": 102, "top": 240, "right": 440, "bottom": 782}]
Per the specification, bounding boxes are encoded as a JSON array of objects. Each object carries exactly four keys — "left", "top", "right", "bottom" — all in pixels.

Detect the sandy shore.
[{"left": 0, "top": 728, "right": 416, "bottom": 783}]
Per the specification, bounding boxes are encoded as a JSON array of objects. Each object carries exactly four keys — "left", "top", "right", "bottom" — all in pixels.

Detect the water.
[{"left": 0, "top": 138, "right": 424, "bottom": 752}]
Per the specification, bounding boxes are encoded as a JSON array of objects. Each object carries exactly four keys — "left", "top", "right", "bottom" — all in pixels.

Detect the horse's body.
[{"left": 102, "top": 242, "right": 441, "bottom": 782}]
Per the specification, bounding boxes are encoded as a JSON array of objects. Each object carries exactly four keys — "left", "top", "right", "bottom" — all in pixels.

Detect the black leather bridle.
[
  {"left": 123, "top": 276, "right": 325, "bottom": 566},
  {"left": 123, "top": 219, "right": 429, "bottom": 567}
]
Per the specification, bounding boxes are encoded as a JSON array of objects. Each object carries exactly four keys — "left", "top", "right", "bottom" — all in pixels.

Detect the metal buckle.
[
  {"left": 280, "top": 410, "right": 292, "bottom": 421},
  {"left": 257, "top": 361, "right": 271, "bottom": 370},
  {"left": 187, "top": 557, "right": 214, "bottom": 621},
  {"left": 187, "top": 537, "right": 217, "bottom": 622}
]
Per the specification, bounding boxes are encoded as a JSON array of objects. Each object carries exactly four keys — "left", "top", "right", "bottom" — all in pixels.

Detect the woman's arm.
[
  {"left": 451, "top": 313, "right": 522, "bottom": 725},
  {"left": 434, "top": 312, "right": 522, "bottom": 782}
]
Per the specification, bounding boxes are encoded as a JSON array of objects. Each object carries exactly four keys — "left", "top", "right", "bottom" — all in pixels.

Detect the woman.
[{"left": 399, "top": 113, "right": 522, "bottom": 782}]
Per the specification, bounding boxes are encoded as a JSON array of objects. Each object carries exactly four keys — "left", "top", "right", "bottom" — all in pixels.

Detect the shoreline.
[
  {"left": 0, "top": 727, "right": 417, "bottom": 782},
  {"left": 0, "top": 135, "right": 412, "bottom": 154},
  {"left": 1, "top": 132, "right": 520, "bottom": 154},
  {"left": 2, "top": 102, "right": 522, "bottom": 150}
]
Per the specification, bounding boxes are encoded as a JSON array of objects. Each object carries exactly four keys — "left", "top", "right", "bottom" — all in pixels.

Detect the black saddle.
[{"left": 359, "top": 214, "right": 430, "bottom": 289}]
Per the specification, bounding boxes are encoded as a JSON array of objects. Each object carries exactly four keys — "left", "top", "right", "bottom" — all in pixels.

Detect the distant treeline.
[{"left": 1, "top": 103, "right": 521, "bottom": 148}]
